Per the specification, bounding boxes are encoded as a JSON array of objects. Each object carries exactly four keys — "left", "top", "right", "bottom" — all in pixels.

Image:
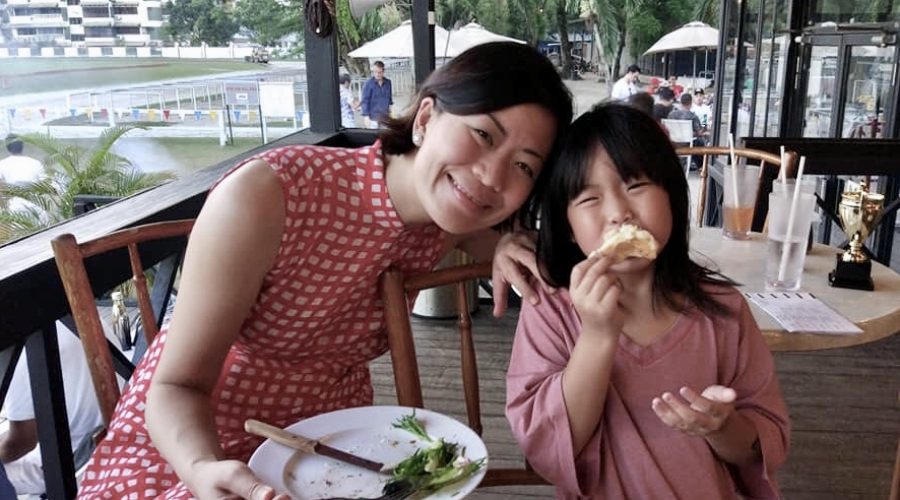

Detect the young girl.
[
  {"left": 506, "top": 104, "right": 789, "bottom": 499},
  {"left": 77, "top": 42, "right": 572, "bottom": 500}
]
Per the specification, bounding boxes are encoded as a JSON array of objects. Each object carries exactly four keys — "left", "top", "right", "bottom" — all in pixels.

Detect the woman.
[{"left": 77, "top": 42, "right": 573, "bottom": 499}]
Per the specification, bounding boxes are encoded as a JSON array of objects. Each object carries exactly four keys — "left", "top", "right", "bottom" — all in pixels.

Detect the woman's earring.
[{"left": 412, "top": 131, "right": 423, "bottom": 147}]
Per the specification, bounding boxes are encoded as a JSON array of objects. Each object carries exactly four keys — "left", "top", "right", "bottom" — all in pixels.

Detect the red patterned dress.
[{"left": 78, "top": 141, "right": 448, "bottom": 498}]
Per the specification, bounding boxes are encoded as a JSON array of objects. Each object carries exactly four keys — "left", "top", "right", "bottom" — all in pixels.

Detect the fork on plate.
[{"left": 318, "top": 479, "right": 415, "bottom": 500}]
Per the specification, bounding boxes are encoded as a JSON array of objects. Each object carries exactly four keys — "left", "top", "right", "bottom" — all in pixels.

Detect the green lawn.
[{"left": 0, "top": 58, "right": 266, "bottom": 96}]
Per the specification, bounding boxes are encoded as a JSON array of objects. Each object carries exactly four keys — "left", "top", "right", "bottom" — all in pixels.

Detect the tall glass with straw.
[{"left": 765, "top": 156, "right": 817, "bottom": 291}]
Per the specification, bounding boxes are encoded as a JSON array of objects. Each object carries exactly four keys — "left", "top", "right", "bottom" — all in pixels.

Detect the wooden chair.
[
  {"left": 674, "top": 146, "right": 799, "bottom": 229},
  {"left": 51, "top": 219, "right": 195, "bottom": 428},
  {"left": 380, "top": 261, "right": 547, "bottom": 488}
]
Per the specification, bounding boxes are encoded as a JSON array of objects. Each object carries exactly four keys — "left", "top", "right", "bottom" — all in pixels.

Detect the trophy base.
[{"left": 828, "top": 255, "right": 874, "bottom": 291}]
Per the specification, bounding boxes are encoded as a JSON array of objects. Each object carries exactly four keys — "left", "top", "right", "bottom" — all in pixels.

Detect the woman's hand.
[
  {"left": 651, "top": 385, "right": 737, "bottom": 437},
  {"left": 491, "top": 231, "right": 554, "bottom": 317},
  {"left": 569, "top": 255, "right": 623, "bottom": 337},
  {"left": 188, "top": 458, "right": 288, "bottom": 500}
]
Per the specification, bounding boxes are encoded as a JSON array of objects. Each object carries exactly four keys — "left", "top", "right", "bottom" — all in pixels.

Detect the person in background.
[
  {"left": 693, "top": 89, "right": 713, "bottom": 130},
  {"left": 668, "top": 75, "right": 684, "bottom": 98},
  {"left": 610, "top": 64, "right": 641, "bottom": 101},
  {"left": 76, "top": 41, "right": 573, "bottom": 500},
  {"left": 338, "top": 73, "right": 359, "bottom": 129},
  {"left": 668, "top": 93, "right": 706, "bottom": 146},
  {"left": 506, "top": 104, "right": 789, "bottom": 499},
  {"left": 653, "top": 86, "right": 676, "bottom": 122},
  {"left": 626, "top": 92, "right": 654, "bottom": 118},
  {"left": 360, "top": 60, "right": 393, "bottom": 129},
  {"left": 0, "top": 323, "right": 103, "bottom": 495}
]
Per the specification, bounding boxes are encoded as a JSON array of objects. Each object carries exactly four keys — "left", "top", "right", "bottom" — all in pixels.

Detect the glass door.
[
  {"left": 795, "top": 31, "right": 898, "bottom": 139},
  {"left": 841, "top": 45, "right": 894, "bottom": 138}
]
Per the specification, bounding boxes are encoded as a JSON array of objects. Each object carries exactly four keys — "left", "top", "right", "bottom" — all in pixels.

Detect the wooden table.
[{"left": 690, "top": 227, "right": 900, "bottom": 351}]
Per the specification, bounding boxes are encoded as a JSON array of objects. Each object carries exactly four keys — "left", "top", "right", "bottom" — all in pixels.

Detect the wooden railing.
[{"left": 0, "top": 128, "right": 379, "bottom": 498}]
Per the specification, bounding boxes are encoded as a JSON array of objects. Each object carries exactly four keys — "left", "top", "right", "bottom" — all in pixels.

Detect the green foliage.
[
  {"left": 436, "top": 0, "right": 475, "bottom": 29},
  {"left": 692, "top": 0, "right": 719, "bottom": 25},
  {"left": 235, "top": 0, "right": 300, "bottom": 46},
  {"left": 163, "top": 0, "right": 239, "bottom": 46},
  {"left": 475, "top": 0, "right": 509, "bottom": 35},
  {"left": 0, "top": 127, "right": 175, "bottom": 243}
]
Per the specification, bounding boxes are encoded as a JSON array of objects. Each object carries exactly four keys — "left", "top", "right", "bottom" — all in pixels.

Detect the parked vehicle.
[{"left": 245, "top": 47, "right": 270, "bottom": 64}]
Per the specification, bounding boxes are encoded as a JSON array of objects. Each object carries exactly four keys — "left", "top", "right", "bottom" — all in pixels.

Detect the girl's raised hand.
[
  {"left": 569, "top": 255, "right": 623, "bottom": 336},
  {"left": 651, "top": 385, "right": 737, "bottom": 437}
]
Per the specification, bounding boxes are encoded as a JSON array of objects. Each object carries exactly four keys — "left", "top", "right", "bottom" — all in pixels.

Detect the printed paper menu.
[{"left": 744, "top": 292, "right": 863, "bottom": 335}]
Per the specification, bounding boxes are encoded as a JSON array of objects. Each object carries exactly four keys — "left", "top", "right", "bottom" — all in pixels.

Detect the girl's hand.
[
  {"left": 651, "top": 385, "right": 737, "bottom": 437},
  {"left": 188, "top": 459, "right": 288, "bottom": 500},
  {"left": 491, "top": 231, "right": 555, "bottom": 317},
  {"left": 569, "top": 255, "right": 623, "bottom": 336}
]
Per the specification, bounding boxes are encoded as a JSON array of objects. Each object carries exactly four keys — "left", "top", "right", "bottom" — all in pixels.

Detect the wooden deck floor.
[{"left": 370, "top": 305, "right": 900, "bottom": 500}]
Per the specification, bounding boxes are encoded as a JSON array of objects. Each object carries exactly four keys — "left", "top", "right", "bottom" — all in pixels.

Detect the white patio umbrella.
[
  {"left": 447, "top": 22, "right": 525, "bottom": 55},
  {"left": 348, "top": 20, "right": 453, "bottom": 58},
  {"left": 644, "top": 21, "right": 719, "bottom": 89}
]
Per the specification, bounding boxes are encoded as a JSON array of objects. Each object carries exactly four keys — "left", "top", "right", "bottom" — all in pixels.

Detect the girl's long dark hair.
[
  {"left": 536, "top": 103, "right": 734, "bottom": 315},
  {"left": 379, "top": 42, "right": 573, "bottom": 231}
]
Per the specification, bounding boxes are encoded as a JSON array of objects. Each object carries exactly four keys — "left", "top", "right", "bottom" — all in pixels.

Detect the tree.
[
  {"left": 234, "top": 0, "right": 300, "bottom": 46},
  {"left": 0, "top": 127, "right": 175, "bottom": 244},
  {"left": 163, "top": 0, "right": 239, "bottom": 46},
  {"left": 475, "top": 0, "right": 509, "bottom": 35},
  {"left": 591, "top": 0, "right": 642, "bottom": 85}
]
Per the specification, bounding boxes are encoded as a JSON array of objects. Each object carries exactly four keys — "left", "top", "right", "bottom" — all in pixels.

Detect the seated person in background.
[
  {"left": 668, "top": 93, "right": 707, "bottom": 146},
  {"left": 668, "top": 75, "right": 684, "bottom": 98},
  {"left": 611, "top": 64, "right": 642, "bottom": 101},
  {"left": 626, "top": 92, "right": 654, "bottom": 118},
  {"left": 693, "top": 90, "right": 712, "bottom": 130},
  {"left": 653, "top": 87, "right": 675, "bottom": 122},
  {"left": 506, "top": 104, "right": 790, "bottom": 499},
  {"left": 0, "top": 322, "right": 103, "bottom": 495}
]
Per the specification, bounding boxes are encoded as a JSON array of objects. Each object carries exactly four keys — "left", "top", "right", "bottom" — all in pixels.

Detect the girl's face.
[
  {"left": 410, "top": 98, "right": 557, "bottom": 234},
  {"left": 567, "top": 146, "right": 672, "bottom": 271}
]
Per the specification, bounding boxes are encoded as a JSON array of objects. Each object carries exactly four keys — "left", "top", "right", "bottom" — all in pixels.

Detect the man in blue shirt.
[{"left": 360, "top": 60, "right": 392, "bottom": 128}]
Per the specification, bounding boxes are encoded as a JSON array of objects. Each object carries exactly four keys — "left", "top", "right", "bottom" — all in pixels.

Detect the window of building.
[
  {"left": 82, "top": 7, "right": 110, "bottom": 17},
  {"left": 70, "top": 17, "right": 82, "bottom": 24},
  {"left": 113, "top": 6, "right": 137, "bottom": 15}
]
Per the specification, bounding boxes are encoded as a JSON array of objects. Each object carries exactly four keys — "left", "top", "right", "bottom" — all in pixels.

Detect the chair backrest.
[
  {"left": 662, "top": 118, "right": 695, "bottom": 144},
  {"left": 380, "top": 261, "right": 547, "bottom": 488},
  {"left": 51, "top": 219, "right": 194, "bottom": 427},
  {"left": 674, "top": 146, "right": 798, "bottom": 229}
]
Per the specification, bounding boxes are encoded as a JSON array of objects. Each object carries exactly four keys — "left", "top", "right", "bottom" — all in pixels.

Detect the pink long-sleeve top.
[{"left": 506, "top": 284, "right": 790, "bottom": 499}]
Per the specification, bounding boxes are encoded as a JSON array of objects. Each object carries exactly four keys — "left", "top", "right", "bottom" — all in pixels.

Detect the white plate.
[{"left": 248, "top": 406, "right": 488, "bottom": 499}]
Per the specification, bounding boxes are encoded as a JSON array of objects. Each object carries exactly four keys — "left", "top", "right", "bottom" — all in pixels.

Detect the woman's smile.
[{"left": 447, "top": 172, "right": 493, "bottom": 211}]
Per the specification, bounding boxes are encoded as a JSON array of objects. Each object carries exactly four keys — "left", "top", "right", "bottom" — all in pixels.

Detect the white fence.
[{"left": 0, "top": 44, "right": 260, "bottom": 59}]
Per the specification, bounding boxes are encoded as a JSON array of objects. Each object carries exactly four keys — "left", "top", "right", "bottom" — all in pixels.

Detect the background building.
[{"left": 0, "top": 0, "right": 164, "bottom": 47}]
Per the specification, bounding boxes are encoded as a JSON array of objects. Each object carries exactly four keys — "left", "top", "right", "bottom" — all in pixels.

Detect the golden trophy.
[{"left": 828, "top": 179, "right": 884, "bottom": 290}]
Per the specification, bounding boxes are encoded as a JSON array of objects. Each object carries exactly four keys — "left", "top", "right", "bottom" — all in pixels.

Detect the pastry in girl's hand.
[{"left": 589, "top": 224, "right": 659, "bottom": 262}]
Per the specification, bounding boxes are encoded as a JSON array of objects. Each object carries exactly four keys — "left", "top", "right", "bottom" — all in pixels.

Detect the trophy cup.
[{"left": 828, "top": 179, "right": 884, "bottom": 290}]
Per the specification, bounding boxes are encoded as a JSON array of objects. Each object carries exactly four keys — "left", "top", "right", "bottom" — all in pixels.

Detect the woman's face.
[
  {"left": 566, "top": 146, "right": 672, "bottom": 272},
  {"left": 411, "top": 99, "right": 557, "bottom": 234}
]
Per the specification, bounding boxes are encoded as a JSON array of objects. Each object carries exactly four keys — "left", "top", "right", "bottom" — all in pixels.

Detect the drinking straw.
[
  {"left": 728, "top": 133, "right": 739, "bottom": 205},
  {"left": 777, "top": 155, "right": 807, "bottom": 282},
  {"left": 778, "top": 145, "right": 787, "bottom": 182}
]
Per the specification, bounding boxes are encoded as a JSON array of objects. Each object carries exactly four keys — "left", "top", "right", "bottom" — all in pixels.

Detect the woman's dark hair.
[
  {"left": 381, "top": 41, "right": 573, "bottom": 230},
  {"left": 536, "top": 103, "right": 733, "bottom": 315}
]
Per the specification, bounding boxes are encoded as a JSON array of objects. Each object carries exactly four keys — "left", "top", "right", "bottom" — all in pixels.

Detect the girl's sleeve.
[
  {"left": 728, "top": 295, "right": 791, "bottom": 498},
  {"left": 505, "top": 290, "right": 602, "bottom": 495}
]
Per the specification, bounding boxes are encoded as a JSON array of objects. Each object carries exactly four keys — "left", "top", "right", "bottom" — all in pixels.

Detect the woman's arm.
[{"left": 145, "top": 160, "right": 286, "bottom": 500}]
